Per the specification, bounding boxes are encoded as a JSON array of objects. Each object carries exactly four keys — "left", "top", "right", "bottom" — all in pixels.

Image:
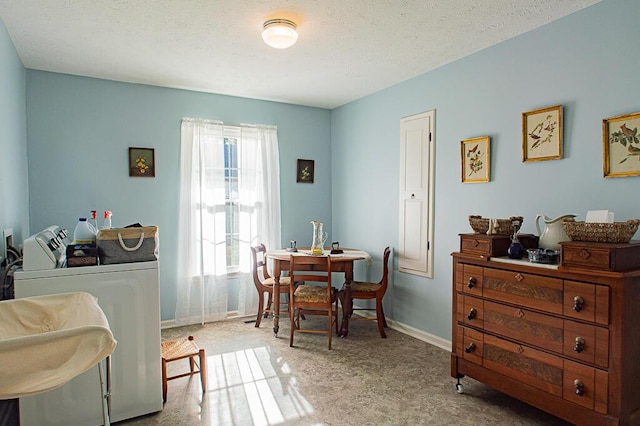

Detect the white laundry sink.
[{"left": 0, "top": 292, "right": 116, "bottom": 400}]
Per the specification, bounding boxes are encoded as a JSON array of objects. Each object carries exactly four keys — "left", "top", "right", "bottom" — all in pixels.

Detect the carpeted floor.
[{"left": 120, "top": 314, "right": 570, "bottom": 426}]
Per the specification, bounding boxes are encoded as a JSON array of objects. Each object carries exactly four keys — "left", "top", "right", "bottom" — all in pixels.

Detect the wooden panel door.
[{"left": 398, "top": 110, "right": 434, "bottom": 277}]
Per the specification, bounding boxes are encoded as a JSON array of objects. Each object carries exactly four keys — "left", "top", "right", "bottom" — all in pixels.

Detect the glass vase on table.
[{"left": 310, "top": 221, "right": 328, "bottom": 255}]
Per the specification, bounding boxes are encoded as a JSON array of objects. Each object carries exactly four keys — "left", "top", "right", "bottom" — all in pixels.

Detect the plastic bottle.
[
  {"left": 73, "top": 218, "right": 97, "bottom": 244},
  {"left": 90, "top": 210, "right": 98, "bottom": 230},
  {"left": 102, "top": 211, "right": 112, "bottom": 230}
]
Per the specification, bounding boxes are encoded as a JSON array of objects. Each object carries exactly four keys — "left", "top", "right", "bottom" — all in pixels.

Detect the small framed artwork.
[
  {"left": 603, "top": 111, "right": 640, "bottom": 178},
  {"left": 129, "top": 147, "right": 155, "bottom": 177},
  {"left": 461, "top": 136, "right": 490, "bottom": 183},
  {"left": 296, "top": 159, "right": 314, "bottom": 183},
  {"left": 522, "top": 105, "right": 563, "bottom": 162}
]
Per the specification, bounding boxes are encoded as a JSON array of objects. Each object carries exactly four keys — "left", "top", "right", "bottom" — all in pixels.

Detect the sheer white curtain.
[{"left": 176, "top": 118, "right": 282, "bottom": 326}]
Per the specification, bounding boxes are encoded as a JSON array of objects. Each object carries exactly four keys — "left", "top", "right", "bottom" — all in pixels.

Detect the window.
[
  {"left": 224, "top": 134, "right": 239, "bottom": 271},
  {"left": 177, "top": 118, "right": 282, "bottom": 324}
]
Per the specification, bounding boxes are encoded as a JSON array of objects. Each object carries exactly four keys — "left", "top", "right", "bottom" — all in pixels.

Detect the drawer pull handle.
[
  {"left": 574, "top": 379, "right": 585, "bottom": 396},
  {"left": 467, "top": 277, "right": 476, "bottom": 289},
  {"left": 467, "top": 308, "right": 477, "bottom": 320},
  {"left": 574, "top": 337, "right": 585, "bottom": 353},
  {"left": 515, "top": 309, "right": 524, "bottom": 318},
  {"left": 515, "top": 273, "right": 524, "bottom": 282},
  {"left": 579, "top": 249, "right": 591, "bottom": 259},
  {"left": 465, "top": 342, "right": 476, "bottom": 353},
  {"left": 573, "top": 296, "right": 584, "bottom": 312}
]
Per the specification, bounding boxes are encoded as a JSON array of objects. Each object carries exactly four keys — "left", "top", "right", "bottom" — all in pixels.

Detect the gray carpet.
[{"left": 120, "top": 314, "right": 570, "bottom": 425}]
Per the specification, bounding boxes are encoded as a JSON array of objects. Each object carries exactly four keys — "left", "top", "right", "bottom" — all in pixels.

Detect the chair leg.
[
  {"left": 189, "top": 356, "right": 196, "bottom": 372},
  {"left": 334, "top": 300, "right": 340, "bottom": 335},
  {"left": 265, "top": 290, "right": 273, "bottom": 316},
  {"left": 198, "top": 349, "right": 207, "bottom": 394},
  {"left": 376, "top": 298, "right": 387, "bottom": 338},
  {"left": 328, "top": 310, "right": 333, "bottom": 350},
  {"left": 161, "top": 359, "right": 168, "bottom": 403},
  {"left": 255, "top": 291, "right": 265, "bottom": 327},
  {"left": 289, "top": 308, "right": 295, "bottom": 347},
  {"left": 380, "top": 303, "right": 389, "bottom": 328}
]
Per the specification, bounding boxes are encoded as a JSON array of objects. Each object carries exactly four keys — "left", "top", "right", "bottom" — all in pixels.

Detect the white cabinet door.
[{"left": 399, "top": 111, "right": 434, "bottom": 277}]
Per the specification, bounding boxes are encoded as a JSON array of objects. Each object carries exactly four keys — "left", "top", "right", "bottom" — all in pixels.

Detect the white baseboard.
[
  {"left": 387, "top": 319, "right": 451, "bottom": 352},
  {"left": 350, "top": 309, "right": 451, "bottom": 352},
  {"left": 161, "top": 319, "right": 177, "bottom": 329},
  {"left": 162, "top": 312, "right": 452, "bottom": 352}
]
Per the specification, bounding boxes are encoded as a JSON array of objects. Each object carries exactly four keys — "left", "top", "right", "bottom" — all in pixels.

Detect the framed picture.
[
  {"left": 522, "top": 105, "right": 563, "bottom": 162},
  {"left": 129, "top": 147, "right": 155, "bottom": 177},
  {"left": 296, "top": 159, "right": 314, "bottom": 183},
  {"left": 603, "top": 111, "right": 640, "bottom": 178},
  {"left": 461, "top": 136, "right": 490, "bottom": 183}
]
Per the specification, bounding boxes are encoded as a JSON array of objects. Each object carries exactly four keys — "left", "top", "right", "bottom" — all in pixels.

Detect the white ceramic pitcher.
[{"left": 535, "top": 213, "right": 576, "bottom": 250}]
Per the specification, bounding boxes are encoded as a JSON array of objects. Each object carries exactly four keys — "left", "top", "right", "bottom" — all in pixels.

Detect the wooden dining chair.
[
  {"left": 340, "top": 247, "right": 391, "bottom": 338},
  {"left": 288, "top": 255, "right": 340, "bottom": 350},
  {"left": 251, "top": 244, "right": 292, "bottom": 327}
]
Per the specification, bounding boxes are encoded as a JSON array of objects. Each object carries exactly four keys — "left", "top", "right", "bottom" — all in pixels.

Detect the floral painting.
[
  {"left": 461, "top": 136, "right": 490, "bottom": 183},
  {"left": 296, "top": 159, "right": 314, "bottom": 183},
  {"left": 603, "top": 111, "right": 640, "bottom": 178},
  {"left": 522, "top": 105, "right": 563, "bottom": 162},
  {"left": 129, "top": 147, "right": 155, "bottom": 177}
]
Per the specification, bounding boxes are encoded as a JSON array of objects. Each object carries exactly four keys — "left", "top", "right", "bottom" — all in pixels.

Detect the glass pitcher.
[{"left": 310, "top": 221, "right": 328, "bottom": 255}]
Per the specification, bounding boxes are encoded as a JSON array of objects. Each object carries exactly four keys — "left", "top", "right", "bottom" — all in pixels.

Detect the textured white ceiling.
[{"left": 0, "top": 0, "right": 601, "bottom": 109}]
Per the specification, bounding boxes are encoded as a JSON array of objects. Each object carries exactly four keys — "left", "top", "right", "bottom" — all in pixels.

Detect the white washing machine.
[{"left": 14, "top": 260, "right": 163, "bottom": 425}]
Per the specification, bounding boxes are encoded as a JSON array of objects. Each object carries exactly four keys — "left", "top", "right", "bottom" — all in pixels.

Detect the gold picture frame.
[
  {"left": 129, "top": 147, "right": 155, "bottom": 177},
  {"left": 522, "top": 105, "right": 563, "bottom": 162},
  {"left": 461, "top": 136, "right": 490, "bottom": 183},
  {"left": 603, "top": 111, "right": 640, "bottom": 178}
]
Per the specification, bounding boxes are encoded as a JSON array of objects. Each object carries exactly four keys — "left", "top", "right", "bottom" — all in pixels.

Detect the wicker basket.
[
  {"left": 468, "top": 215, "right": 523, "bottom": 235},
  {"left": 562, "top": 219, "right": 640, "bottom": 243}
]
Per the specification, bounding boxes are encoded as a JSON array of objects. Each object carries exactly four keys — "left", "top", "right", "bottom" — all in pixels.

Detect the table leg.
[
  {"left": 339, "top": 262, "right": 354, "bottom": 337},
  {"left": 272, "top": 260, "right": 281, "bottom": 336}
]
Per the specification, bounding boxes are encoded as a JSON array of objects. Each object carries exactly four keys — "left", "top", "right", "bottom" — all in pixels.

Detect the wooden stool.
[{"left": 161, "top": 335, "right": 206, "bottom": 403}]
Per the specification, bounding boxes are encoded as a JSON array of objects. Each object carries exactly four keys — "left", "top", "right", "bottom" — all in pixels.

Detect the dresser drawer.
[
  {"left": 460, "top": 234, "right": 538, "bottom": 257},
  {"left": 457, "top": 294, "right": 483, "bottom": 328},
  {"left": 483, "top": 268, "right": 563, "bottom": 315},
  {"left": 456, "top": 326, "right": 483, "bottom": 365},
  {"left": 483, "top": 300, "right": 564, "bottom": 354},
  {"left": 563, "top": 281, "right": 609, "bottom": 326},
  {"left": 482, "top": 334, "right": 564, "bottom": 397},
  {"left": 563, "top": 320, "right": 609, "bottom": 369},
  {"left": 561, "top": 240, "right": 640, "bottom": 272},
  {"left": 563, "top": 359, "right": 608, "bottom": 414},
  {"left": 456, "top": 263, "right": 483, "bottom": 297}
]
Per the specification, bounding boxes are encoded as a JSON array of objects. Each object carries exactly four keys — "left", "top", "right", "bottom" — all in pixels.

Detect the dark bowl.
[{"left": 527, "top": 248, "right": 560, "bottom": 264}]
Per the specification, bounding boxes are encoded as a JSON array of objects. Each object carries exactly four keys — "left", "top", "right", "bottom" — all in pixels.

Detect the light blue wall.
[
  {"left": 14, "top": 0, "right": 640, "bottom": 335},
  {"left": 0, "top": 19, "right": 29, "bottom": 256},
  {"left": 331, "top": 0, "right": 640, "bottom": 340},
  {"left": 26, "top": 73, "right": 331, "bottom": 320}
]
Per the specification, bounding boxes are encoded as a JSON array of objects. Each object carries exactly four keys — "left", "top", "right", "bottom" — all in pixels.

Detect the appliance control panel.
[{"left": 22, "top": 226, "right": 69, "bottom": 271}]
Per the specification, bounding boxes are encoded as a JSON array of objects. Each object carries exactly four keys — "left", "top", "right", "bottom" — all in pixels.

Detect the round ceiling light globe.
[{"left": 262, "top": 19, "right": 298, "bottom": 49}]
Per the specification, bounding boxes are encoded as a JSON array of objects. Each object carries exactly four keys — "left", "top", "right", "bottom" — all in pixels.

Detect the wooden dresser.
[{"left": 451, "top": 235, "right": 640, "bottom": 425}]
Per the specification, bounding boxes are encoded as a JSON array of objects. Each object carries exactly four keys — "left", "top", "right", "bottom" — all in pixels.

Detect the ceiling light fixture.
[{"left": 262, "top": 19, "right": 298, "bottom": 49}]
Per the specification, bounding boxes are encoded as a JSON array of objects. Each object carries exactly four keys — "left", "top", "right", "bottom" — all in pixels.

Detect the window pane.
[{"left": 223, "top": 136, "right": 240, "bottom": 269}]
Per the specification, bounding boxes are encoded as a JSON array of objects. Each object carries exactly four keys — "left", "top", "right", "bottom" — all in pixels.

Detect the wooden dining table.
[{"left": 265, "top": 248, "right": 371, "bottom": 338}]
